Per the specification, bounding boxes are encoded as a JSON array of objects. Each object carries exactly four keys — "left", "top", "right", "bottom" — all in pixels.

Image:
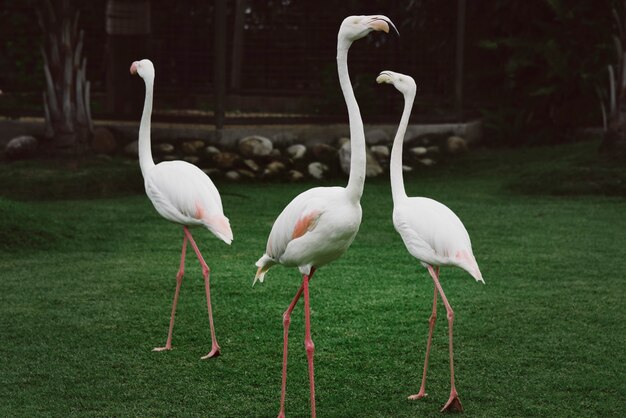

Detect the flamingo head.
[
  {"left": 339, "top": 15, "right": 398, "bottom": 43},
  {"left": 130, "top": 59, "right": 155, "bottom": 81},
  {"left": 376, "top": 70, "right": 417, "bottom": 96}
]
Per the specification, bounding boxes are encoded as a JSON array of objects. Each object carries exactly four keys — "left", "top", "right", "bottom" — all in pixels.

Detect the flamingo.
[
  {"left": 130, "top": 59, "right": 232, "bottom": 359},
  {"left": 254, "top": 16, "right": 398, "bottom": 418},
  {"left": 376, "top": 70, "right": 484, "bottom": 413}
]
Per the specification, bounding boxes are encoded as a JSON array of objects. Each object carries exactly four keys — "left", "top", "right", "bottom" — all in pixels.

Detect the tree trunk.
[
  {"left": 601, "top": 1, "right": 626, "bottom": 158},
  {"left": 38, "top": 0, "right": 93, "bottom": 154}
]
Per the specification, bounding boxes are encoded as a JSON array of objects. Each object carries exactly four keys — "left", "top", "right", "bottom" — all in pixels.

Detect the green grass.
[{"left": 0, "top": 141, "right": 625, "bottom": 417}]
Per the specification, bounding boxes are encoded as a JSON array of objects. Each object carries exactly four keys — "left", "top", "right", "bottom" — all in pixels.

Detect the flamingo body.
[
  {"left": 393, "top": 197, "right": 482, "bottom": 281},
  {"left": 254, "top": 16, "right": 398, "bottom": 418},
  {"left": 131, "top": 59, "right": 230, "bottom": 359},
  {"left": 377, "top": 70, "right": 483, "bottom": 413},
  {"left": 144, "top": 160, "right": 232, "bottom": 244},
  {"left": 255, "top": 186, "right": 361, "bottom": 281}
]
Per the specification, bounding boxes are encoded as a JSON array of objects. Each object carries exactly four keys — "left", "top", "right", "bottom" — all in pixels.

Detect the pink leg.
[
  {"left": 277, "top": 282, "right": 305, "bottom": 418},
  {"left": 153, "top": 232, "right": 188, "bottom": 352},
  {"left": 184, "top": 227, "right": 221, "bottom": 359},
  {"left": 408, "top": 266, "right": 439, "bottom": 400},
  {"left": 303, "top": 269, "right": 317, "bottom": 418},
  {"left": 277, "top": 267, "right": 316, "bottom": 418},
  {"left": 429, "top": 266, "right": 463, "bottom": 413}
]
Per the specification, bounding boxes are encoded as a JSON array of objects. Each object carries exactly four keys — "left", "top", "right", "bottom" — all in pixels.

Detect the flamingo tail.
[{"left": 254, "top": 254, "right": 275, "bottom": 286}]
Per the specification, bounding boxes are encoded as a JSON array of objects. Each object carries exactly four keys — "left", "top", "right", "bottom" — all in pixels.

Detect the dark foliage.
[{"left": 467, "top": 1, "right": 616, "bottom": 145}]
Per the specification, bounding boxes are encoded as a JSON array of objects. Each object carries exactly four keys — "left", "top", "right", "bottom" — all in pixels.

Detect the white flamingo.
[
  {"left": 254, "top": 16, "right": 398, "bottom": 418},
  {"left": 131, "top": 59, "right": 232, "bottom": 359},
  {"left": 376, "top": 70, "right": 484, "bottom": 413}
]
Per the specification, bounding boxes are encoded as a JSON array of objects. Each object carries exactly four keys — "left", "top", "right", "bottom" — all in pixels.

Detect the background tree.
[
  {"left": 37, "top": 0, "right": 93, "bottom": 153},
  {"left": 468, "top": 1, "right": 615, "bottom": 145},
  {"left": 601, "top": 1, "right": 626, "bottom": 157}
]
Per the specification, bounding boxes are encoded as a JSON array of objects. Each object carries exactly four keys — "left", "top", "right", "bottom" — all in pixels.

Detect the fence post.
[
  {"left": 214, "top": 0, "right": 227, "bottom": 138},
  {"left": 454, "top": 0, "right": 466, "bottom": 122}
]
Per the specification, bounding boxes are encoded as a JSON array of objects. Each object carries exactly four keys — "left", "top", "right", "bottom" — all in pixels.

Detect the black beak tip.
[{"left": 386, "top": 18, "right": 400, "bottom": 37}]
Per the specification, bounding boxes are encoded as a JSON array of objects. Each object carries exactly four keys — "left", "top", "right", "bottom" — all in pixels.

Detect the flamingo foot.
[
  {"left": 201, "top": 345, "right": 221, "bottom": 359},
  {"left": 440, "top": 389, "right": 463, "bottom": 413},
  {"left": 152, "top": 346, "right": 172, "bottom": 352},
  {"left": 408, "top": 389, "right": 427, "bottom": 400}
]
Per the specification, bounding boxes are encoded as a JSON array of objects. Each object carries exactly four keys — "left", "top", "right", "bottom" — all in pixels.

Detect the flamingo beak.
[
  {"left": 376, "top": 71, "right": 393, "bottom": 84},
  {"left": 130, "top": 61, "right": 139, "bottom": 75},
  {"left": 367, "top": 16, "right": 399, "bottom": 36}
]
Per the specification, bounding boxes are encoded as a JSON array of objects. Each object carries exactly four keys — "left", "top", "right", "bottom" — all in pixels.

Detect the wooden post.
[
  {"left": 214, "top": 0, "right": 227, "bottom": 135},
  {"left": 454, "top": 0, "right": 466, "bottom": 121},
  {"left": 230, "top": 0, "right": 246, "bottom": 91}
]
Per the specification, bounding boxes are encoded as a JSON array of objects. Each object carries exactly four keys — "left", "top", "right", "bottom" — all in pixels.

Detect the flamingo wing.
[
  {"left": 266, "top": 190, "right": 326, "bottom": 259},
  {"left": 254, "top": 187, "right": 351, "bottom": 284},
  {"left": 394, "top": 197, "right": 482, "bottom": 282},
  {"left": 145, "top": 161, "right": 233, "bottom": 244}
]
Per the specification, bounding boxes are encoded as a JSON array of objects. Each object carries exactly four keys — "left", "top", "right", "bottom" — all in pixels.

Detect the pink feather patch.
[{"left": 292, "top": 212, "right": 320, "bottom": 239}]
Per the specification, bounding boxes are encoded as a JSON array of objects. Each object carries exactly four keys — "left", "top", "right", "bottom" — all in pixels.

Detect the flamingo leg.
[
  {"left": 153, "top": 231, "right": 188, "bottom": 352},
  {"left": 277, "top": 267, "right": 316, "bottom": 418},
  {"left": 184, "top": 226, "right": 221, "bottom": 359},
  {"left": 303, "top": 269, "right": 317, "bottom": 418},
  {"left": 408, "top": 266, "right": 439, "bottom": 400},
  {"left": 429, "top": 265, "right": 463, "bottom": 413},
  {"left": 278, "top": 283, "right": 305, "bottom": 418}
]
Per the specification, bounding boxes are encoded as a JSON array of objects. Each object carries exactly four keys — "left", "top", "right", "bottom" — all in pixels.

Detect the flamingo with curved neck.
[
  {"left": 254, "top": 16, "right": 397, "bottom": 418},
  {"left": 131, "top": 59, "right": 232, "bottom": 360},
  {"left": 377, "top": 70, "right": 484, "bottom": 413}
]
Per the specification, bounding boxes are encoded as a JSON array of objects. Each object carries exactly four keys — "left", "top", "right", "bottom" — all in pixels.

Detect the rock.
[
  {"left": 409, "top": 146, "right": 428, "bottom": 157},
  {"left": 365, "top": 128, "right": 390, "bottom": 145},
  {"left": 155, "top": 142, "right": 175, "bottom": 154},
  {"left": 446, "top": 136, "right": 468, "bottom": 154},
  {"left": 4, "top": 135, "right": 38, "bottom": 160},
  {"left": 263, "top": 161, "right": 286, "bottom": 177},
  {"left": 366, "top": 154, "right": 384, "bottom": 177},
  {"left": 238, "top": 169, "right": 255, "bottom": 179},
  {"left": 204, "top": 145, "right": 220, "bottom": 156},
  {"left": 426, "top": 145, "right": 440, "bottom": 154},
  {"left": 339, "top": 141, "right": 383, "bottom": 177},
  {"left": 370, "top": 145, "right": 390, "bottom": 159},
  {"left": 408, "top": 133, "right": 445, "bottom": 146},
  {"left": 288, "top": 169, "right": 305, "bottom": 181},
  {"left": 181, "top": 140, "right": 205, "bottom": 155},
  {"left": 243, "top": 159, "right": 260, "bottom": 172},
  {"left": 270, "top": 148, "right": 282, "bottom": 158},
  {"left": 212, "top": 152, "right": 240, "bottom": 169},
  {"left": 308, "top": 162, "right": 329, "bottom": 179},
  {"left": 238, "top": 135, "right": 273, "bottom": 157},
  {"left": 162, "top": 155, "right": 178, "bottom": 161},
  {"left": 203, "top": 168, "right": 222, "bottom": 178},
  {"left": 418, "top": 158, "right": 436, "bottom": 166},
  {"left": 312, "top": 143, "right": 336, "bottom": 161},
  {"left": 91, "top": 127, "right": 117, "bottom": 155},
  {"left": 272, "top": 132, "right": 298, "bottom": 147},
  {"left": 286, "top": 144, "right": 307, "bottom": 160},
  {"left": 337, "top": 137, "right": 350, "bottom": 147},
  {"left": 225, "top": 170, "right": 240, "bottom": 181},
  {"left": 183, "top": 156, "right": 200, "bottom": 165},
  {"left": 402, "top": 165, "right": 413, "bottom": 172},
  {"left": 124, "top": 140, "right": 138, "bottom": 157}
]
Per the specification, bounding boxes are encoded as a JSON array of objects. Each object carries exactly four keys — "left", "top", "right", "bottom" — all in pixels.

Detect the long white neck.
[
  {"left": 390, "top": 89, "right": 415, "bottom": 202},
  {"left": 337, "top": 40, "right": 365, "bottom": 202},
  {"left": 138, "top": 76, "right": 156, "bottom": 177}
]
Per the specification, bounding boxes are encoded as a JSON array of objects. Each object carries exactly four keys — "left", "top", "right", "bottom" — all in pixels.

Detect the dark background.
[{"left": 0, "top": 0, "right": 618, "bottom": 144}]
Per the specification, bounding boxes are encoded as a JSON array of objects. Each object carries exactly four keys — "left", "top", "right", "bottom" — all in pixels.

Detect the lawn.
[{"left": 0, "top": 140, "right": 624, "bottom": 417}]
